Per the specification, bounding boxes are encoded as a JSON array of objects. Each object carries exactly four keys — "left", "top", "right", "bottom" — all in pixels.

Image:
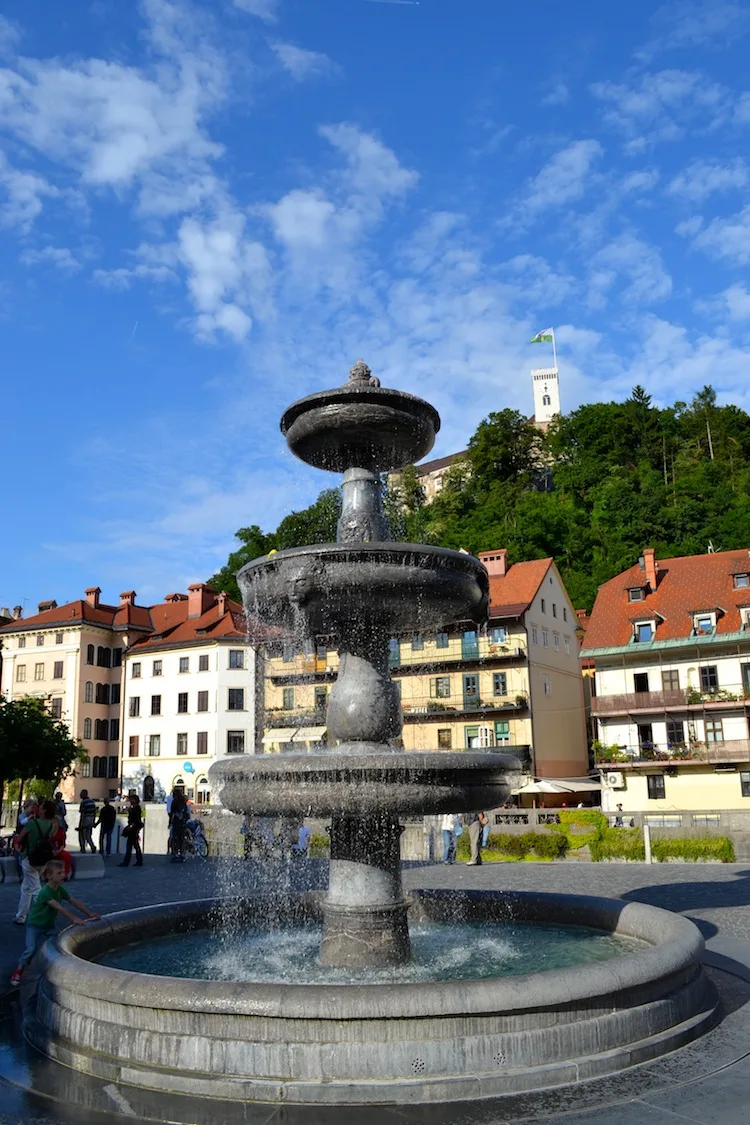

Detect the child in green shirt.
[{"left": 10, "top": 860, "right": 100, "bottom": 988}]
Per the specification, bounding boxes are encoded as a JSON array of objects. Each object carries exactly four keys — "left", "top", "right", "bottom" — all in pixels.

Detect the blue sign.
[{"left": 183, "top": 762, "right": 194, "bottom": 773}]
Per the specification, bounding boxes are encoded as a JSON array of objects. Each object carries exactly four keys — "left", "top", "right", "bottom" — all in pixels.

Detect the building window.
[
  {"left": 227, "top": 730, "right": 245, "bottom": 754},
  {"left": 83, "top": 717, "right": 92, "bottom": 739},
  {"left": 198, "top": 653, "right": 209, "bottom": 671},
  {"left": 94, "top": 719, "right": 108, "bottom": 740},
  {"left": 108, "top": 755, "right": 119, "bottom": 778},
  {"left": 282, "top": 643, "right": 294, "bottom": 663},
  {"left": 92, "top": 756, "right": 106, "bottom": 777},
  {"left": 437, "top": 728, "right": 452, "bottom": 750},
  {"left": 151, "top": 695, "right": 161, "bottom": 716},
  {"left": 694, "top": 615, "right": 714, "bottom": 636},
  {"left": 553, "top": 633, "right": 560, "bottom": 651},
  {"left": 84, "top": 681, "right": 93, "bottom": 703},
  {"left": 540, "top": 599, "right": 546, "bottom": 613},
  {"left": 635, "top": 622, "right": 654, "bottom": 642},
  {"left": 18, "top": 636, "right": 26, "bottom": 649},
  {"left": 176, "top": 733, "right": 188, "bottom": 756},
  {"left": 147, "top": 734, "right": 161, "bottom": 757},
  {"left": 633, "top": 672, "right": 649, "bottom": 694},
  {"left": 542, "top": 629, "right": 548, "bottom": 648},
  {"left": 734, "top": 573, "right": 750, "bottom": 589},
  {"left": 552, "top": 604, "right": 557, "bottom": 618},
  {"left": 50, "top": 698, "right": 62, "bottom": 719},
  {"left": 152, "top": 660, "right": 162, "bottom": 677},
  {"left": 34, "top": 662, "right": 44, "bottom": 681},
  {"left": 388, "top": 638, "right": 401, "bottom": 665},
  {"left": 282, "top": 687, "right": 294, "bottom": 710},
  {"left": 666, "top": 720, "right": 685, "bottom": 746},
  {"left": 564, "top": 636, "right": 571, "bottom": 655},
  {"left": 741, "top": 772, "right": 750, "bottom": 798},
  {"left": 699, "top": 665, "right": 719, "bottom": 693},
  {"left": 227, "top": 687, "right": 245, "bottom": 711},
  {"left": 314, "top": 686, "right": 327, "bottom": 710},
  {"left": 542, "top": 674, "right": 551, "bottom": 696},
  {"left": 129, "top": 697, "right": 140, "bottom": 718},
  {"left": 647, "top": 774, "right": 666, "bottom": 800},
  {"left": 495, "top": 719, "right": 510, "bottom": 744},
  {"left": 36, "top": 634, "right": 44, "bottom": 647},
  {"left": 436, "top": 632, "right": 449, "bottom": 649},
  {"left": 662, "top": 670, "right": 680, "bottom": 691},
  {"left": 81, "top": 756, "right": 91, "bottom": 778},
  {"left": 531, "top": 626, "right": 538, "bottom": 645},
  {"left": 97, "top": 646, "right": 111, "bottom": 668},
  {"left": 177, "top": 692, "right": 188, "bottom": 714},
  {"left": 129, "top": 736, "right": 139, "bottom": 758},
  {"left": 493, "top": 672, "right": 507, "bottom": 696},
  {"left": 412, "top": 634, "right": 424, "bottom": 652},
  {"left": 179, "top": 656, "right": 189, "bottom": 674},
  {"left": 112, "top": 648, "right": 123, "bottom": 667},
  {"left": 229, "top": 649, "right": 244, "bottom": 669},
  {"left": 111, "top": 684, "right": 120, "bottom": 705},
  {"left": 489, "top": 626, "right": 506, "bottom": 644},
  {"left": 197, "top": 691, "right": 209, "bottom": 713},
  {"left": 197, "top": 732, "right": 208, "bottom": 755},
  {"left": 95, "top": 683, "right": 110, "bottom": 705},
  {"left": 705, "top": 718, "right": 724, "bottom": 744},
  {"left": 109, "top": 718, "right": 119, "bottom": 741},
  {"left": 628, "top": 588, "right": 645, "bottom": 602},
  {"left": 55, "top": 632, "right": 63, "bottom": 644},
  {"left": 86, "top": 644, "right": 94, "bottom": 664},
  {"left": 131, "top": 662, "right": 141, "bottom": 678},
  {"left": 16, "top": 665, "right": 26, "bottom": 682},
  {"left": 430, "top": 676, "right": 451, "bottom": 698}
]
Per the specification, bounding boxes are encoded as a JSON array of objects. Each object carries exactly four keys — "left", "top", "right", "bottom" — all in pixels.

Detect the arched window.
[
  {"left": 84, "top": 681, "right": 93, "bottom": 703},
  {"left": 92, "top": 755, "right": 105, "bottom": 777},
  {"left": 94, "top": 719, "right": 108, "bottom": 740},
  {"left": 196, "top": 776, "right": 211, "bottom": 805},
  {"left": 542, "top": 394, "right": 551, "bottom": 406},
  {"left": 172, "top": 776, "right": 185, "bottom": 794},
  {"left": 87, "top": 644, "right": 95, "bottom": 665},
  {"left": 97, "top": 646, "right": 111, "bottom": 668},
  {"left": 95, "top": 683, "right": 110, "bottom": 705},
  {"left": 83, "top": 717, "right": 92, "bottom": 739},
  {"left": 143, "top": 775, "right": 155, "bottom": 803},
  {"left": 81, "top": 756, "right": 91, "bottom": 778}
]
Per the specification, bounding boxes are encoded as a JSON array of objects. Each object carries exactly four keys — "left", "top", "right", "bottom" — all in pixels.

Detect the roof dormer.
[{"left": 690, "top": 607, "right": 722, "bottom": 637}]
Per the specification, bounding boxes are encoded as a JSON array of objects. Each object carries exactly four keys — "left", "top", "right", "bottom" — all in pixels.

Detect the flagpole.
[{"left": 551, "top": 327, "right": 557, "bottom": 370}]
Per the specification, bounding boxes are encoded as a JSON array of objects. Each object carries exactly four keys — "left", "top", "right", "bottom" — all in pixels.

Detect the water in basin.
[{"left": 98, "top": 921, "right": 646, "bottom": 985}]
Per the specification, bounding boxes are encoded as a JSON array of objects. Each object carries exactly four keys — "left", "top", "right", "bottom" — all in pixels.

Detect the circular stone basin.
[
  {"left": 281, "top": 384, "right": 440, "bottom": 473},
  {"left": 238, "top": 542, "right": 489, "bottom": 637},
  {"left": 209, "top": 751, "right": 517, "bottom": 817},
  {"left": 28, "top": 890, "right": 717, "bottom": 1106}
]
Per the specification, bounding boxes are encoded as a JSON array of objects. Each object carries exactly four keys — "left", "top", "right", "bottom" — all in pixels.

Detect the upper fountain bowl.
[{"left": 281, "top": 360, "right": 440, "bottom": 473}]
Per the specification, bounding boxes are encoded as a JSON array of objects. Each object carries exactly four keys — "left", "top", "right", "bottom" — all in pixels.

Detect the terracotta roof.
[
  {"left": 0, "top": 599, "right": 123, "bottom": 633},
  {"left": 416, "top": 451, "right": 467, "bottom": 475},
  {"left": 582, "top": 548, "right": 750, "bottom": 651},
  {"left": 488, "top": 558, "right": 552, "bottom": 618}
]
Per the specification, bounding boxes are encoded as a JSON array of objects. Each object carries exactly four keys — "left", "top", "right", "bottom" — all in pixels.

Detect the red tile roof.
[
  {"left": 582, "top": 548, "right": 750, "bottom": 650},
  {"left": 488, "top": 558, "right": 552, "bottom": 618}
]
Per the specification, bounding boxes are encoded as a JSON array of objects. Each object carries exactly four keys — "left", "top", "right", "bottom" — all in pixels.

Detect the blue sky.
[{"left": 2, "top": 0, "right": 750, "bottom": 610}]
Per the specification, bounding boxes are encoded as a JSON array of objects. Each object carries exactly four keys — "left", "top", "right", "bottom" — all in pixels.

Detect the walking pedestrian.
[
  {"left": 614, "top": 804, "right": 624, "bottom": 828},
  {"left": 168, "top": 790, "right": 189, "bottom": 863},
  {"left": 95, "top": 798, "right": 116, "bottom": 856},
  {"left": 54, "top": 791, "right": 68, "bottom": 833},
  {"left": 13, "top": 800, "right": 60, "bottom": 924},
  {"left": 10, "top": 860, "right": 100, "bottom": 988},
  {"left": 465, "top": 811, "right": 487, "bottom": 866},
  {"left": 118, "top": 795, "right": 144, "bottom": 867},
  {"left": 77, "top": 790, "right": 97, "bottom": 854},
  {"left": 440, "top": 812, "right": 456, "bottom": 864}
]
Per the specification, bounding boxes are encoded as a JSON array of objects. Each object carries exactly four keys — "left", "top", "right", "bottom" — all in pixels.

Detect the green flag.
[{"left": 530, "top": 328, "right": 553, "bottom": 344}]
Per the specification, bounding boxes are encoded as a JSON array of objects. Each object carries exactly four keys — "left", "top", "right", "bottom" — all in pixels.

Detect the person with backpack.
[
  {"left": 77, "top": 790, "right": 97, "bottom": 854},
  {"left": 10, "top": 859, "right": 100, "bottom": 988},
  {"left": 13, "top": 799, "right": 60, "bottom": 924},
  {"left": 168, "top": 790, "right": 189, "bottom": 863},
  {"left": 118, "top": 794, "right": 144, "bottom": 867}
]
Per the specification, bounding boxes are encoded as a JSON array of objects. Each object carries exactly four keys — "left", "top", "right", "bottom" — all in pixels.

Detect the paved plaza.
[{"left": 1, "top": 856, "right": 750, "bottom": 1124}]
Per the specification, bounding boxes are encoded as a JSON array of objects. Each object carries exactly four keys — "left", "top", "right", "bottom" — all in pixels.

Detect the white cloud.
[
  {"left": 639, "top": 1, "right": 750, "bottom": 59},
  {"left": 320, "top": 123, "right": 419, "bottom": 201},
  {"left": 700, "top": 282, "right": 750, "bottom": 322},
  {"left": 587, "top": 234, "right": 672, "bottom": 309},
  {"left": 0, "top": 15, "right": 20, "bottom": 55},
  {"left": 591, "top": 69, "right": 730, "bottom": 151},
  {"left": 541, "top": 82, "right": 570, "bottom": 107},
  {"left": 19, "top": 245, "right": 81, "bottom": 272},
  {"left": 667, "top": 158, "right": 749, "bottom": 201},
  {"left": 515, "top": 140, "right": 603, "bottom": 219},
  {"left": 675, "top": 215, "right": 703, "bottom": 237},
  {"left": 0, "top": 152, "right": 59, "bottom": 231},
  {"left": 232, "top": 0, "right": 278, "bottom": 20},
  {"left": 271, "top": 42, "right": 337, "bottom": 82},
  {"left": 692, "top": 205, "right": 750, "bottom": 264}
]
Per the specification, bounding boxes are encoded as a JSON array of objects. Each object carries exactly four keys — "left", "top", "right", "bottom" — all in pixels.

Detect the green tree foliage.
[
  {"left": 0, "top": 695, "right": 85, "bottom": 823},
  {"left": 210, "top": 384, "right": 750, "bottom": 613}
]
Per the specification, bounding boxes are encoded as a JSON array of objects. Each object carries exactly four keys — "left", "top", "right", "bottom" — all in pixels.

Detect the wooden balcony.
[
  {"left": 623, "top": 738, "right": 750, "bottom": 765},
  {"left": 592, "top": 689, "right": 750, "bottom": 715}
]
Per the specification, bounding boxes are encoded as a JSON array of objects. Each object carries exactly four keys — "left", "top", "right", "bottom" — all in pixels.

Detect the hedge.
[
  {"left": 651, "top": 836, "right": 735, "bottom": 863},
  {"left": 456, "top": 830, "right": 568, "bottom": 862},
  {"left": 590, "top": 828, "right": 645, "bottom": 862}
]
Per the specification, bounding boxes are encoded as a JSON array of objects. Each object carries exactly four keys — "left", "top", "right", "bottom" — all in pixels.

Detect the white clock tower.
[{"left": 531, "top": 367, "right": 560, "bottom": 429}]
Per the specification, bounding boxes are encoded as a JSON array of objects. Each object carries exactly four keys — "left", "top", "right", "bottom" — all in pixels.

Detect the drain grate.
[
  {"left": 493, "top": 1050, "right": 507, "bottom": 1066},
  {"left": 412, "top": 1057, "right": 426, "bottom": 1074}
]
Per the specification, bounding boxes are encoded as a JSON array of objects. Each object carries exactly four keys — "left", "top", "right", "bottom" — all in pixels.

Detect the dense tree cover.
[
  {"left": 0, "top": 695, "right": 85, "bottom": 824},
  {"left": 209, "top": 386, "right": 750, "bottom": 612}
]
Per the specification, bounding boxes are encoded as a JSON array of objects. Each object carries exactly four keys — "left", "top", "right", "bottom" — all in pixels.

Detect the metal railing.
[{"left": 592, "top": 685, "right": 750, "bottom": 714}]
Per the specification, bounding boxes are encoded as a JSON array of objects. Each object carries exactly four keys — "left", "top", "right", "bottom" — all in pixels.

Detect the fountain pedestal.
[{"left": 321, "top": 814, "right": 409, "bottom": 967}]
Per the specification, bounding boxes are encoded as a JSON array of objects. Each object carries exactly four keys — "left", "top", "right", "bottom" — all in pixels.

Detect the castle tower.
[{"left": 531, "top": 367, "right": 560, "bottom": 430}]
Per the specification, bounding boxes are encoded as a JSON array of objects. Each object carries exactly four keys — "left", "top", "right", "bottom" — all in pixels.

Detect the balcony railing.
[
  {"left": 592, "top": 687, "right": 750, "bottom": 714},
  {"left": 598, "top": 738, "right": 750, "bottom": 765}
]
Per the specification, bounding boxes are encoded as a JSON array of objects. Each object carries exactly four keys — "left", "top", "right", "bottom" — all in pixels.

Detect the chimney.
[
  {"left": 217, "top": 591, "right": 228, "bottom": 615},
  {"left": 119, "top": 590, "right": 136, "bottom": 606},
  {"left": 38, "top": 599, "right": 58, "bottom": 613},
  {"left": 479, "top": 549, "right": 508, "bottom": 577},
  {"left": 643, "top": 547, "right": 658, "bottom": 593},
  {"left": 13, "top": 606, "right": 23, "bottom": 620},
  {"left": 85, "top": 587, "right": 101, "bottom": 608},
  {"left": 188, "top": 583, "right": 214, "bottom": 618}
]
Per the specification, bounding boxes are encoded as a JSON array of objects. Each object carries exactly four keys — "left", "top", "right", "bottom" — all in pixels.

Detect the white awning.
[
  {"left": 512, "top": 778, "right": 602, "bottom": 795},
  {"left": 261, "top": 727, "right": 298, "bottom": 744},
  {"left": 291, "top": 726, "right": 327, "bottom": 743}
]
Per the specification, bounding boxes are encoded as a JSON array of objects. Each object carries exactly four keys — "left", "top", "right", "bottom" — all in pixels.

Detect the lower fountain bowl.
[
  {"left": 28, "top": 891, "right": 716, "bottom": 1106},
  {"left": 209, "top": 751, "right": 519, "bottom": 817}
]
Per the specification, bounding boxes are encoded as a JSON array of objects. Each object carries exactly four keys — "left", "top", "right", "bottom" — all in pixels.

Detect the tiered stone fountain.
[{"left": 26, "top": 362, "right": 716, "bottom": 1112}]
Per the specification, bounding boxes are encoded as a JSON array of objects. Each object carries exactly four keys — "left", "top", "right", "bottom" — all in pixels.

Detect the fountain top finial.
[{"left": 348, "top": 358, "right": 380, "bottom": 388}]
